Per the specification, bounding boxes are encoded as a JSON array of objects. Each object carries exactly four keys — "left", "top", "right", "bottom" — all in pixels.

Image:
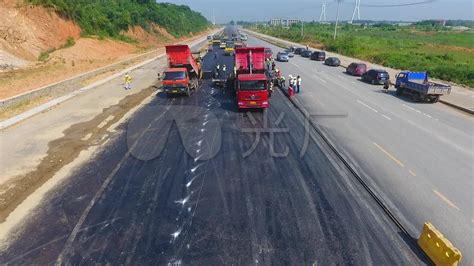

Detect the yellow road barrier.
[{"left": 418, "top": 222, "right": 462, "bottom": 266}]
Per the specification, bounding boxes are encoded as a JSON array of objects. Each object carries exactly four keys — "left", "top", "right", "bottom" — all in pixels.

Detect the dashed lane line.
[
  {"left": 402, "top": 103, "right": 422, "bottom": 114},
  {"left": 373, "top": 142, "right": 405, "bottom": 168},
  {"left": 382, "top": 114, "right": 392, "bottom": 121},
  {"left": 433, "top": 190, "right": 460, "bottom": 210},
  {"left": 357, "top": 100, "right": 378, "bottom": 113},
  {"left": 408, "top": 170, "right": 417, "bottom": 177},
  {"left": 313, "top": 75, "right": 327, "bottom": 84},
  {"left": 290, "top": 61, "right": 300, "bottom": 68}
]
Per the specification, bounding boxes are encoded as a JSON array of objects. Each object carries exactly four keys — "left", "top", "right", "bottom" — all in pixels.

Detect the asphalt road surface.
[
  {"left": 245, "top": 29, "right": 473, "bottom": 263},
  {"left": 0, "top": 28, "right": 427, "bottom": 264}
]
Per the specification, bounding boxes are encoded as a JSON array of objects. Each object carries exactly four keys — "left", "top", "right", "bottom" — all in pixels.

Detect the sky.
[{"left": 159, "top": 0, "right": 473, "bottom": 23}]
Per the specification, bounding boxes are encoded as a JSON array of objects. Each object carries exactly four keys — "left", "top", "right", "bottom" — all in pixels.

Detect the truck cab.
[
  {"left": 163, "top": 45, "right": 200, "bottom": 96},
  {"left": 236, "top": 74, "right": 269, "bottom": 109},
  {"left": 395, "top": 71, "right": 451, "bottom": 103},
  {"left": 234, "top": 47, "right": 269, "bottom": 110},
  {"left": 162, "top": 68, "right": 190, "bottom": 95}
]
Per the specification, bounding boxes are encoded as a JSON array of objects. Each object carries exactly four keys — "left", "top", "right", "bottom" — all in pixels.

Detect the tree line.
[{"left": 28, "top": 0, "right": 210, "bottom": 38}]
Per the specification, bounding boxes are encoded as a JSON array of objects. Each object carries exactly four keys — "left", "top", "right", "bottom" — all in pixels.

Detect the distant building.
[
  {"left": 270, "top": 19, "right": 282, "bottom": 26},
  {"left": 284, "top": 19, "right": 300, "bottom": 27},
  {"left": 270, "top": 18, "right": 300, "bottom": 27}
]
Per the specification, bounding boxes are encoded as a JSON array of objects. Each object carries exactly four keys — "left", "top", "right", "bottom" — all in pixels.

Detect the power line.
[
  {"left": 334, "top": 0, "right": 342, "bottom": 39},
  {"left": 271, "top": 0, "right": 438, "bottom": 20},
  {"left": 320, "top": 1, "right": 327, "bottom": 22},
  {"left": 350, "top": 0, "right": 361, "bottom": 23},
  {"left": 359, "top": 0, "right": 437, "bottom": 7}
]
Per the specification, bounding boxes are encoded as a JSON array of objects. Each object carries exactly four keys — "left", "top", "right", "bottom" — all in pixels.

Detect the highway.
[
  {"left": 245, "top": 30, "right": 473, "bottom": 262},
  {"left": 0, "top": 27, "right": 427, "bottom": 264}
]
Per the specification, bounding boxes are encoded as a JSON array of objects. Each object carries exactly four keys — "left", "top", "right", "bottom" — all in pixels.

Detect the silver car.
[{"left": 276, "top": 52, "right": 290, "bottom": 62}]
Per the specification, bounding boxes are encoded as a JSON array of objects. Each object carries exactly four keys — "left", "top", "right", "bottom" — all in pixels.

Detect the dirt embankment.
[
  {"left": 0, "top": 1, "right": 201, "bottom": 100},
  {"left": 0, "top": 1, "right": 81, "bottom": 62}
]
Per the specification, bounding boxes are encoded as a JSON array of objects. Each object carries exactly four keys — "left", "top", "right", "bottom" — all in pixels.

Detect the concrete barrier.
[{"left": 418, "top": 222, "right": 462, "bottom": 266}]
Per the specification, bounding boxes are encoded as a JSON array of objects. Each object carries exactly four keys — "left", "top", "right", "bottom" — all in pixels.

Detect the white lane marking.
[
  {"left": 382, "top": 114, "right": 392, "bottom": 121},
  {"left": 357, "top": 100, "right": 378, "bottom": 113},
  {"left": 351, "top": 81, "right": 356, "bottom": 84},
  {"left": 402, "top": 104, "right": 416, "bottom": 111},
  {"left": 402, "top": 104, "right": 422, "bottom": 113},
  {"left": 313, "top": 75, "right": 327, "bottom": 84},
  {"left": 290, "top": 61, "right": 300, "bottom": 68},
  {"left": 402, "top": 104, "right": 437, "bottom": 119}
]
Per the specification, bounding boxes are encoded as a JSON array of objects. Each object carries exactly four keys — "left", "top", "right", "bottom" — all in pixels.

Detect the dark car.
[
  {"left": 284, "top": 48, "right": 295, "bottom": 57},
  {"left": 362, "top": 69, "right": 390, "bottom": 85},
  {"left": 301, "top": 50, "right": 312, "bottom": 58},
  {"left": 310, "top": 51, "right": 326, "bottom": 61},
  {"left": 346, "top": 62, "right": 367, "bottom": 76},
  {"left": 294, "top": 47, "right": 305, "bottom": 55},
  {"left": 324, "top": 57, "right": 341, "bottom": 66}
]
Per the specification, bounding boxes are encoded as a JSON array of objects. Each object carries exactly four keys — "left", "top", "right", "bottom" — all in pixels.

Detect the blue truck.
[{"left": 395, "top": 72, "right": 451, "bottom": 103}]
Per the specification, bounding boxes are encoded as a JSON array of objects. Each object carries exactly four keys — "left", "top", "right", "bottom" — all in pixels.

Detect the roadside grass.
[{"left": 253, "top": 24, "right": 474, "bottom": 88}]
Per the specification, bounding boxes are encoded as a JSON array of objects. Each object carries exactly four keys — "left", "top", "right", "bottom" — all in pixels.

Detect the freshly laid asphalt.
[{"left": 0, "top": 28, "right": 427, "bottom": 264}]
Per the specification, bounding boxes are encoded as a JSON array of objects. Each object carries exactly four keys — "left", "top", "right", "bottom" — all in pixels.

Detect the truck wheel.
[
  {"left": 412, "top": 92, "right": 420, "bottom": 102},
  {"left": 432, "top": 96, "right": 439, "bottom": 103},
  {"left": 396, "top": 88, "right": 403, "bottom": 95},
  {"left": 371, "top": 79, "right": 375, "bottom": 85}
]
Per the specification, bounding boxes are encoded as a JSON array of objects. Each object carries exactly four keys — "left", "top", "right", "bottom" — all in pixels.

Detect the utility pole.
[
  {"left": 301, "top": 9, "right": 304, "bottom": 37},
  {"left": 333, "top": 0, "right": 341, "bottom": 40},
  {"left": 212, "top": 8, "right": 216, "bottom": 25},
  {"left": 350, "top": 0, "right": 361, "bottom": 24},
  {"left": 319, "top": 1, "right": 327, "bottom": 22}
]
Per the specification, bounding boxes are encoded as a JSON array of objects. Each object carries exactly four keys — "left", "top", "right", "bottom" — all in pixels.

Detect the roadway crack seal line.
[{"left": 275, "top": 84, "right": 430, "bottom": 262}]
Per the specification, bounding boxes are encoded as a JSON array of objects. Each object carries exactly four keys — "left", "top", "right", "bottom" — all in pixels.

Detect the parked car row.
[{"left": 283, "top": 45, "right": 450, "bottom": 103}]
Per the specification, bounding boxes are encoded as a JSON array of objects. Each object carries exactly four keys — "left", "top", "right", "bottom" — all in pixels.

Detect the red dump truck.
[
  {"left": 234, "top": 47, "right": 269, "bottom": 110},
  {"left": 162, "top": 45, "right": 201, "bottom": 96}
]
